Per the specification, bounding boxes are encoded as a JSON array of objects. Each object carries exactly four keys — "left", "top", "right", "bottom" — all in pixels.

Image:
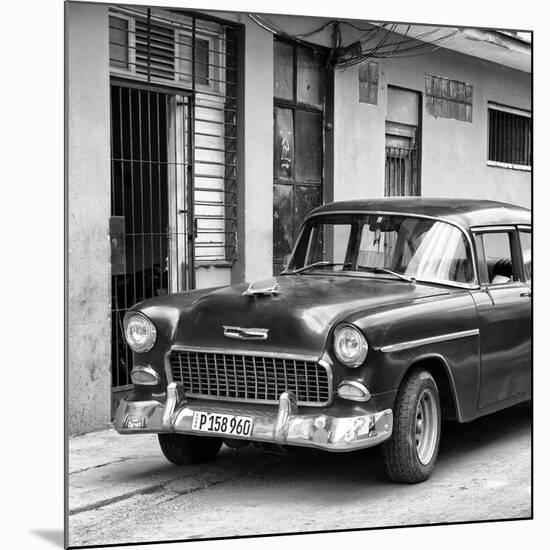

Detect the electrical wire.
[
  {"left": 248, "top": 13, "right": 460, "bottom": 69},
  {"left": 334, "top": 29, "right": 460, "bottom": 68},
  {"left": 294, "top": 19, "right": 338, "bottom": 38},
  {"left": 248, "top": 14, "right": 327, "bottom": 54}
]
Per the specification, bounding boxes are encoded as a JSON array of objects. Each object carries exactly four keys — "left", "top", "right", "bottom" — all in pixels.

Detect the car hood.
[{"left": 173, "top": 275, "right": 451, "bottom": 357}]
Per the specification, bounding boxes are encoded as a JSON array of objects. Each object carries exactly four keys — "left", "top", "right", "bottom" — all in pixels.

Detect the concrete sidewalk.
[
  {"left": 69, "top": 428, "right": 279, "bottom": 516},
  {"left": 69, "top": 429, "right": 162, "bottom": 515},
  {"left": 68, "top": 403, "right": 532, "bottom": 548}
]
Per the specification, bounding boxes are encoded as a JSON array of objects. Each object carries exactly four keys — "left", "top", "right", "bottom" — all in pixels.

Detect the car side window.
[
  {"left": 519, "top": 230, "right": 531, "bottom": 283},
  {"left": 478, "top": 231, "right": 518, "bottom": 285}
]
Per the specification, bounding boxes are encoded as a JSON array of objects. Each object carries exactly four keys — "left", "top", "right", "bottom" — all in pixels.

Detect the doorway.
[
  {"left": 272, "top": 39, "right": 328, "bottom": 275},
  {"left": 385, "top": 86, "right": 421, "bottom": 196},
  {"left": 108, "top": 7, "right": 239, "bottom": 411},
  {"left": 110, "top": 84, "right": 193, "bottom": 396}
]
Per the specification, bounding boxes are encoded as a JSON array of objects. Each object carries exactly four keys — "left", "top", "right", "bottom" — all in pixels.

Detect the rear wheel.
[
  {"left": 158, "top": 433, "right": 223, "bottom": 465},
  {"left": 382, "top": 369, "right": 441, "bottom": 483}
]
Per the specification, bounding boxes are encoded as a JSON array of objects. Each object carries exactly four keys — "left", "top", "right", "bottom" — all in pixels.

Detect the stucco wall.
[
  {"left": 67, "top": 2, "right": 111, "bottom": 435},
  {"left": 241, "top": 22, "right": 274, "bottom": 283},
  {"left": 212, "top": 12, "right": 275, "bottom": 284},
  {"left": 333, "top": 45, "right": 531, "bottom": 207}
]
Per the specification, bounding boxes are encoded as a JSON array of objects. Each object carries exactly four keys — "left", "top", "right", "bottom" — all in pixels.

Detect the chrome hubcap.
[{"left": 415, "top": 388, "right": 439, "bottom": 465}]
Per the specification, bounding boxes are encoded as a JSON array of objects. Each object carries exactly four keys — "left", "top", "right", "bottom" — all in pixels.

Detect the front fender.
[
  {"left": 124, "top": 287, "right": 224, "bottom": 393},
  {"left": 342, "top": 290, "right": 480, "bottom": 421}
]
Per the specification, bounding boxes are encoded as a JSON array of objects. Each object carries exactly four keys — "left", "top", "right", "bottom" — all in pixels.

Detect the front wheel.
[
  {"left": 158, "top": 433, "right": 223, "bottom": 465},
  {"left": 382, "top": 369, "right": 441, "bottom": 483}
]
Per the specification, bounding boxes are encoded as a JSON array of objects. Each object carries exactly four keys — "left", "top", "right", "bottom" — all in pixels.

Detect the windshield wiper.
[
  {"left": 372, "top": 267, "right": 416, "bottom": 283},
  {"left": 289, "top": 261, "right": 349, "bottom": 275}
]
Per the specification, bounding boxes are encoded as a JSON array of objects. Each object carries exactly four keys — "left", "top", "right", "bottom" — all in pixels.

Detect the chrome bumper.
[{"left": 115, "top": 383, "right": 393, "bottom": 452}]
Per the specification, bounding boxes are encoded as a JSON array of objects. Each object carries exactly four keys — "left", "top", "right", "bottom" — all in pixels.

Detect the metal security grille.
[
  {"left": 170, "top": 350, "right": 332, "bottom": 406},
  {"left": 109, "top": 7, "right": 239, "bottom": 393},
  {"left": 385, "top": 90, "right": 420, "bottom": 197},
  {"left": 110, "top": 85, "right": 190, "bottom": 389},
  {"left": 385, "top": 146, "right": 419, "bottom": 196},
  {"left": 488, "top": 106, "right": 532, "bottom": 167}
]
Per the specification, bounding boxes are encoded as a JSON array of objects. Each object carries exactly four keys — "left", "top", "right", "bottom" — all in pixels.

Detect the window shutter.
[{"left": 135, "top": 19, "right": 175, "bottom": 81}]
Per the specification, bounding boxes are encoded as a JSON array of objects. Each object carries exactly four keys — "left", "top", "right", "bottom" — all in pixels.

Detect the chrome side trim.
[
  {"left": 470, "top": 224, "right": 516, "bottom": 233},
  {"left": 380, "top": 329, "right": 480, "bottom": 353}
]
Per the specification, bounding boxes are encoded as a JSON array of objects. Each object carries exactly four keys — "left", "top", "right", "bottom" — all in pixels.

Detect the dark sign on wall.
[
  {"left": 359, "top": 61, "right": 379, "bottom": 105},
  {"left": 425, "top": 74, "right": 473, "bottom": 122}
]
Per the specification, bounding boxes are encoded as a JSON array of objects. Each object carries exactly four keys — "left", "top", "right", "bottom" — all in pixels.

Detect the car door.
[{"left": 471, "top": 226, "right": 531, "bottom": 410}]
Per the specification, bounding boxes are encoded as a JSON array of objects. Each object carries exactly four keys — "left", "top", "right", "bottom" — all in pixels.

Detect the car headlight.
[
  {"left": 123, "top": 312, "right": 157, "bottom": 353},
  {"left": 333, "top": 324, "right": 368, "bottom": 367}
]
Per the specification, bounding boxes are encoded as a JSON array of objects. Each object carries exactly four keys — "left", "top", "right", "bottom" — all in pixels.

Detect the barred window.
[
  {"left": 108, "top": 9, "right": 219, "bottom": 91},
  {"left": 488, "top": 104, "right": 532, "bottom": 168},
  {"left": 425, "top": 74, "right": 473, "bottom": 122}
]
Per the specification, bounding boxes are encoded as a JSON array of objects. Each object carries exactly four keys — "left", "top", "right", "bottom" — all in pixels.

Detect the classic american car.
[{"left": 115, "top": 198, "right": 532, "bottom": 483}]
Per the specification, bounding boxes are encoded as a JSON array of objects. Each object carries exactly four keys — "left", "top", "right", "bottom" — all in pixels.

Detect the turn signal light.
[
  {"left": 131, "top": 366, "right": 161, "bottom": 386},
  {"left": 338, "top": 381, "right": 371, "bottom": 402}
]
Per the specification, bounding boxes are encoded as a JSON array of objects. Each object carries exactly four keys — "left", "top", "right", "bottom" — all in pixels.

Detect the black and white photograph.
[
  {"left": 63, "top": 0, "right": 534, "bottom": 547},
  {"left": 6, "top": 0, "right": 546, "bottom": 548}
]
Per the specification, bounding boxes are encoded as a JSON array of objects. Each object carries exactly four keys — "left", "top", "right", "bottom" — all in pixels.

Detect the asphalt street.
[{"left": 68, "top": 402, "right": 531, "bottom": 547}]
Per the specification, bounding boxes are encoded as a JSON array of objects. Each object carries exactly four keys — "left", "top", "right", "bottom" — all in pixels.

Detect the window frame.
[
  {"left": 517, "top": 225, "right": 532, "bottom": 284},
  {"left": 108, "top": 8, "right": 226, "bottom": 94},
  {"left": 472, "top": 225, "right": 525, "bottom": 286},
  {"left": 108, "top": 13, "right": 137, "bottom": 77},
  {"left": 289, "top": 212, "right": 479, "bottom": 288},
  {"left": 272, "top": 37, "right": 328, "bottom": 274},
  {"left": 175, "top": 29, "right": 226, "bottom": 95},
  {"left": 487, "top": 102, "right": 532, "bottom": 171}
]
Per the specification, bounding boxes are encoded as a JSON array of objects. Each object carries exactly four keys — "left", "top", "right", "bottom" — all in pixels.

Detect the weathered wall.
[
  {"left": 213, "top": 12, "right": 274, "bottom": 284},
  {"left": 67, "top": 2, "right": 111, "bottom": 435},
  {"left": 239, "top": 17, "right": 274, "bottom": 283},
  {"left": 333, "top": 44, "right": 531, "bottom": 207}
]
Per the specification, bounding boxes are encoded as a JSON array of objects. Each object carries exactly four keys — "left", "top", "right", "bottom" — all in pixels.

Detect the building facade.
[{"left": 66, "top": 1, "right": 532, "bottom": 434}]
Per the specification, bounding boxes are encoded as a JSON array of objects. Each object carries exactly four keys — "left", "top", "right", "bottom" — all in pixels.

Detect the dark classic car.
[{"left": 115, "top": 198, "right": 532, "bottom": 483}]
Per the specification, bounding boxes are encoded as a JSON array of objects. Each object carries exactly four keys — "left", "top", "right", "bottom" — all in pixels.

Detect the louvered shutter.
[{"left": 135, "top": 19, "right": 175, "bottom": 81}]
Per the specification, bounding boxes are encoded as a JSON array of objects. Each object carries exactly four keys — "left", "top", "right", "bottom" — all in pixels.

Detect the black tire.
[
  {"left": 158, "top": 433, "right": 223, "bottom": 465},
  {"left": 382, "top": 369, "right": 441, "bottom": 483}
]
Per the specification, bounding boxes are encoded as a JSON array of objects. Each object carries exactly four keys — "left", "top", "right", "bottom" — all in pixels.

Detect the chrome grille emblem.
[{"left": 223, "top": 326, "right": 269, "bottom": 340}]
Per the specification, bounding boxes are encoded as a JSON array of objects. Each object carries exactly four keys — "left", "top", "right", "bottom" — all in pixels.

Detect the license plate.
[{"left": 191, "top": 411, "right": 254, "bottom": 437}]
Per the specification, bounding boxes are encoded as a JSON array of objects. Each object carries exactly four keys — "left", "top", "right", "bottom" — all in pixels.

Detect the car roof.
[{"left": 308, "top": 197, "right": 531, "bottom": 229}]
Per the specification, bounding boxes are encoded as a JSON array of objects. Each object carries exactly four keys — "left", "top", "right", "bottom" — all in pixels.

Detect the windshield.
[{"left": 287, "top": 214, "right": 475, "bottom": 285}]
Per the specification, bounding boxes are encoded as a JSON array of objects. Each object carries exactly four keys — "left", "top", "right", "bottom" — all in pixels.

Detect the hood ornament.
[
  {"left": 242, "top": 277, "right": 280, "bottom": 297},
  {"left": 223, "top": 326, "right": 269, "bottom": 340}
]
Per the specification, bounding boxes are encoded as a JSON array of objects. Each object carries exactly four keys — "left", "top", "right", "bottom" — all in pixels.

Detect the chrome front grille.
[{"left": 169, "top": 349, "right": 332, "bottom": 406}]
